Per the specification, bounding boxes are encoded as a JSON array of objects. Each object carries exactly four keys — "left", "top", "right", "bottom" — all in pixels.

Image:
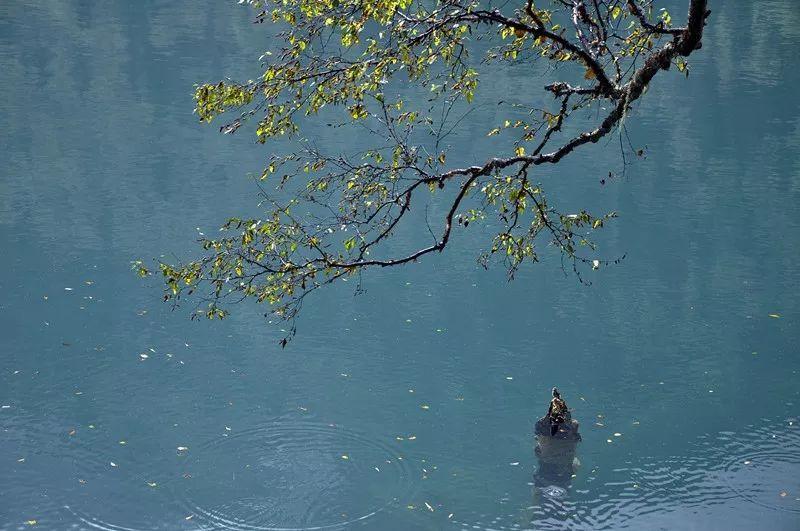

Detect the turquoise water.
[{"left": 2, "top": 1, "right": 799, "bottom": 529}]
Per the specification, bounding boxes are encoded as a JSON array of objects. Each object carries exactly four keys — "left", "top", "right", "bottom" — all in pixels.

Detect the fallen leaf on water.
[
  {"left": 595, "top": 423, "right": 605, "bottom": 427},
  {"left": 780, "top": 491, "right": 788, "bottom": 497},
  {"left": 26, "top": 520, "right": 37, "bottom": 526},
  {"left": 110, "top": 462, "right": 117, "bottom": 467},
  {"left": 185, "top": 515, "right": 194, "bottom": 520},
  {"left": 396, "top": 436, "right": 405, "bottom": 441},
  {"left": 408, "top": 435, "right": 417, "bottom": 440},
  {"left": 769, "top": 314, "right": 781, "bottom": 319},
  {"left": 607, "top": 439, "right": 613, "bottom": 443},
  {"left": 139, "top": 353, "right": 148, "bottom": 360},
  {"left": 420, "top": 405, "right": 430, "bottom": 410},
  {"left": 177, "top": 446, "right": 188, "bottom": 452},
  {"left": 147, "top": 482, "right": 157, "bottom": 487},
  {"left": 374, "top": 467, "right": 380, "bottom": 472},
  {"left": 341, "top": 455, "right": 349, "bottom": 460},
  {"left": 68, "top": 429, "right": 76, "bottom": 436},
  {"left": 505, "top": 376, "right": 513, "bottom": 381},
  {"left": 119, "top": 441, "right": 126, "bottom": 445},
  {"left": 406, "top": 505, "right": 415, "bottom": 510},
  {"left": 509, "top": 462, "right": 519, "bottom": 466},
  {"left": 614, "top": 433, "right": 622, "bottom": 437},
  {"left": 744, "top": 460, "right": 751, "bottom": 465},
  {"left": 18, "top": 458, "right": 25, "bottom": 462}
]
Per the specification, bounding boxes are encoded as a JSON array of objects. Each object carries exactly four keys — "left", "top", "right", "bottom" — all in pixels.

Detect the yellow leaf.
[
  {"left": 768, "top": 313, "right": 780, "bottom": 318},
  {"left": 515, "top": 146, "right": 525, "bottom": 157},
  {"left": 611, "top": 6, "right": 622, "bottom": 19},
  {"left": 584, "top": 68, "right": 596, "bottom": 80}
]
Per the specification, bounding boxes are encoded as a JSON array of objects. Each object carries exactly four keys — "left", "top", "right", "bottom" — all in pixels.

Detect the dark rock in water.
[
  {"left": 534, "top": 416, "right": 581, "bottom": 441},
  {"left": 532, "top": 389, "right": 581, "bottom": 498}
]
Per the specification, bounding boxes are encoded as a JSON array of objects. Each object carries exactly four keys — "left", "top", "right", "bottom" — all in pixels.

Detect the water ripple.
[
  {"left": 452, "top": 419, "right": 800, "bottom": 530},
  {"left": 171, "top": 420, "right": 417, "bottom": 530}
]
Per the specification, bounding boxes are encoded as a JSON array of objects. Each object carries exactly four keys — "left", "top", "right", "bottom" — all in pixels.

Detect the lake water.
[{"left": 2, "top": 1, "right": 799, "bottom": 529}]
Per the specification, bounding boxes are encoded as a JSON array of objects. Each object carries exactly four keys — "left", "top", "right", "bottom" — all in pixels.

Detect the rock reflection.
[{"left": 532, "top": 388, "right": 581, "bottom": 502}]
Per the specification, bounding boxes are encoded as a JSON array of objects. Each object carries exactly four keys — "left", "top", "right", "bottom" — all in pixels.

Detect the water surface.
[{"left": 1, "top": 1, "right": 799, "bottom": 529}]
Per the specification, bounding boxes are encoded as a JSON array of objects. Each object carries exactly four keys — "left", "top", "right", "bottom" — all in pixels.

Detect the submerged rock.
[{"left": 532, "top": 388, "right": 581, "bottom": 496}]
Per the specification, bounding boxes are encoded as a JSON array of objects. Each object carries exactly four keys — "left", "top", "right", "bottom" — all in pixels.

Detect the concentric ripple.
[{"left": 172, "top": 420, "right": 416, "bottom": 530}]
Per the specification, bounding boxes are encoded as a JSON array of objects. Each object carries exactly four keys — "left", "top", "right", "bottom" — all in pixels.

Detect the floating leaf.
[
  {"left": 611, "top": 6, "right": 622, "bottom": 19},
  {"left": 769, "top": 313, "right": 781, "bottom": 318}
]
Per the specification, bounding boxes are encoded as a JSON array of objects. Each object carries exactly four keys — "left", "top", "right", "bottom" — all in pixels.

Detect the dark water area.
[{"left": 1, "top": 1, "right": 799, "bottom": 529}]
